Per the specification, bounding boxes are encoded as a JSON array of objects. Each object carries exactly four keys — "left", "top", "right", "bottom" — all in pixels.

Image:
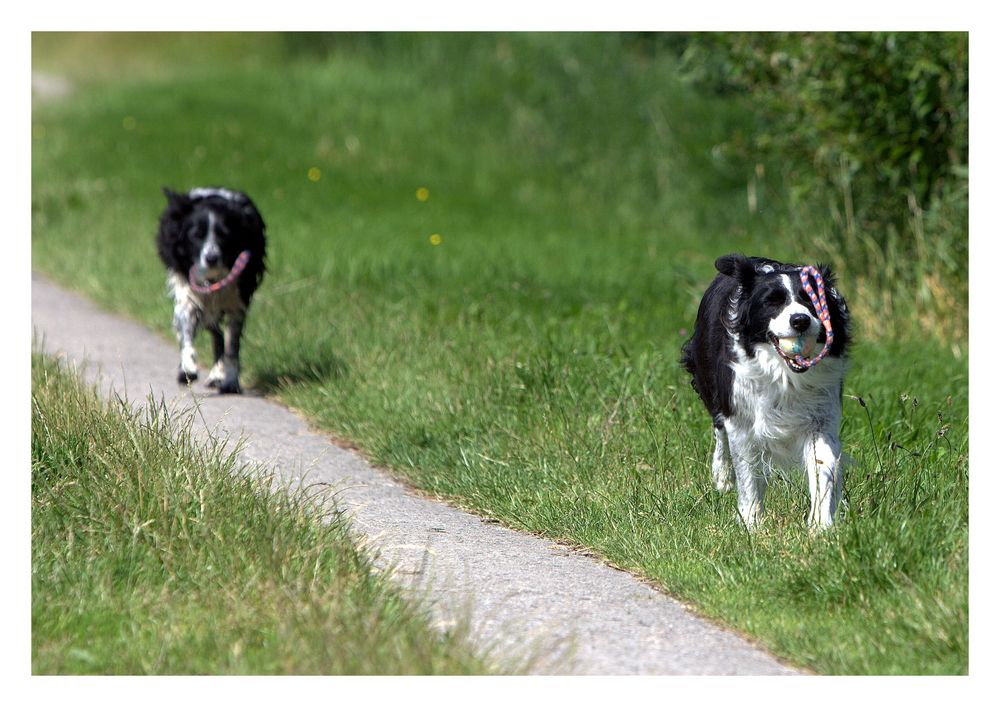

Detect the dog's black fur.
[{"left": 156, "top": 187, "right": 266, "bottom": 393}]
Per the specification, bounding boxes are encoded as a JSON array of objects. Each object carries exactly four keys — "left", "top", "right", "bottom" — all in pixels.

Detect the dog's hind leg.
[
  {"left": 804, "top": 431, "right": 842, "bottom": 530},
  {"left": 712, "top": 419, "right": 735, "bottom": 493}
]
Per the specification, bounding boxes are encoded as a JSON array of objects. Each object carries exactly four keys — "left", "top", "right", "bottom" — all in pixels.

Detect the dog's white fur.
[{"left": 167, "top": 271, "right": 246, "bottom": 392}]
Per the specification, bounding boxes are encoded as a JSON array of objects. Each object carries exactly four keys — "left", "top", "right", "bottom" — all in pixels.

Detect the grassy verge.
[
  {"left": 31, "top": 351, "right": 492, "bottom": 674},
  {"left": 31, "top": 32, "right": 968, "bottom": 674}
]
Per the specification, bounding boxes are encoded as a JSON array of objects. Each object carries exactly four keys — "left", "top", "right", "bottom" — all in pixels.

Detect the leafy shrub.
[
  {"left": 672, "top": 32, "right": 966, "bottom": 223},
  {"left": 652, "top": 32, "right": 969, "bottom": 340}
]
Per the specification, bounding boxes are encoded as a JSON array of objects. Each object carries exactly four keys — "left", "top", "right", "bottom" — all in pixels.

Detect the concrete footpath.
[{"left": 31, "top": 274, "right": 800, "bottom": 675}]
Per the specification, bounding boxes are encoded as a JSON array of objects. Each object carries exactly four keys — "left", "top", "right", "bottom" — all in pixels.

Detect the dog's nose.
[
  {"left": 790, "top": 313, "right": 812, "bottom": 332},
  {"left": 204, "top": 252, "right": 221, "bottom": 267}
]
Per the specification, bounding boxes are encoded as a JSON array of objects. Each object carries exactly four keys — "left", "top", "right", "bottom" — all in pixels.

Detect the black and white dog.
[
  {"left": 681, "top": 254, "right": 851, "bottom": 529},
  {"left": 156, "top": 187, "right": 266, "bottom": 394}
]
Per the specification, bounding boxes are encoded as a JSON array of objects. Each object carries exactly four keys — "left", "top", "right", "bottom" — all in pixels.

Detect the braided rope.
[
  {"left": 188, "top": 250, "right": 252, "bottom": 295},
  {"left": 792, "top": 265, "right": 834, "bottom": 370}
]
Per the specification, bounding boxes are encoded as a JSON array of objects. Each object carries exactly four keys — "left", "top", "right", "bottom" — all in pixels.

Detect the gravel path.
[{"left": 31, "top": 273, "right": 801, "bottom": 675}]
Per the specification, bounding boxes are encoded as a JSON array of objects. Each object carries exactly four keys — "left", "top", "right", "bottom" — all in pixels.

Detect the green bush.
[
  {"left": 672, "top": 32, "right": 967, "bottom": 222},
  {"left": 652, "top": 32, "right": 968, "bottom": 340}
]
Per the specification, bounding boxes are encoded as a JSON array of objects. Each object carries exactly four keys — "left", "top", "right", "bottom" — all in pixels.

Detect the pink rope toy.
[
  {"left": 188, "top": 250, "right": 252, "bottom": 295},
  {"left": 792, "top": 265, "right": 834, "bottom": 371}
]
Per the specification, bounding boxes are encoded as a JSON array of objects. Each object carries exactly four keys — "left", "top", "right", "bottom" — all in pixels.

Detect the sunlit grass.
[
  {"left": 31, "top": 32, "right": 967, "bottom": 674},
  {"left": 31, "top": 351, "right": 494, "bottom": 674}
]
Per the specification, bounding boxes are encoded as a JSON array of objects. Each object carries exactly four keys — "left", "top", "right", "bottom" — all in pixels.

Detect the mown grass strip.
[{"left": 31, "top": 351, "right": 493, "bottom": 675}]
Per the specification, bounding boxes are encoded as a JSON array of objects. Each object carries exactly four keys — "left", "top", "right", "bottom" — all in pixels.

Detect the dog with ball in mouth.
[{"left": 681, "top": 254, "right": 851, "bottom": 529}]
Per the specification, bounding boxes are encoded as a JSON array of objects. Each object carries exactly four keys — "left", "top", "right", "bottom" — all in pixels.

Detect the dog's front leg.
[
  {"left": 216, "top": 312, "right": 245, "bottom": 394},
  {"left": 173, "top": 299, "right": 201, "bottom": 383},
  {"left": 712, "top": 422, "right": 735, "bottom": 493},
  {"left": 205, "top": 326, "right": 226, "bottom": 388},
  {"left": 727, "top": 429, "right": 766, "bottom": 528},
  {"left": 804, "top": 431, "right": 842, "bottom": 529}
]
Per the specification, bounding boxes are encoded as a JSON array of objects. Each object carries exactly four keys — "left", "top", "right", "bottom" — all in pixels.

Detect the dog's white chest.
[
  {"left": 728, "top": 346, "right": 845, "bottom": 465},
  {"left": 167, "top": 272, "right": 245, "bottom": 326}
]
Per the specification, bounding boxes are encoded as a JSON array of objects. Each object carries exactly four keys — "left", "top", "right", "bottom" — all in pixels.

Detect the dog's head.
[
  {"left": 715, "top": 254, "right": 850, "bottom": 370},
  {"left": 159, "top": 187, "right": 266, "bottom": 282}
]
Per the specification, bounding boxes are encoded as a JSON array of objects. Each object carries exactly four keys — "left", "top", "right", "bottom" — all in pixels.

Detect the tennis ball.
[{"left": 778, "top": 335, "right": 816, "bottom": 357}]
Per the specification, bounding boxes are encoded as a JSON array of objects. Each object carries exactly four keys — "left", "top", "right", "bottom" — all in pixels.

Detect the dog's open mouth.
[
  {"left": 768, "top": 332, "right": 817, "bottom": 373},
  {"left": 192, "top": 265, "right": 228, "bottom": 284}
]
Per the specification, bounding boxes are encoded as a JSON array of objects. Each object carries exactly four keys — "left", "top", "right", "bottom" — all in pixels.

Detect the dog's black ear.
[
  {"left": 816, "top": 263, "right": 837, "bottom": 288},
  {"left": 714, "top": 254, "right": 745, "bottom": 277},
  {"left": 715, "top": 254, "right": 756, "bottom": 291},
  {"left": 241, "top": 204, "right": 265, "bottom": 232},
  {"left": 814, "top": 262, "right": 851, "bottom": 353},
  {"left": 161, "top": 187, "right": 192, "bottom": 212},
  {"left": 156, "top": 188, "right": 193, "bottom": 269},
  {"left": 816, "top": 263, "right": 848, "bottom": 313}
]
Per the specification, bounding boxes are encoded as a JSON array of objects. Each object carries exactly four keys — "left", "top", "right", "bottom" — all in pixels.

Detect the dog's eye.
[{"left": 765, "top": 290, "right": 786, "bottom": 306}]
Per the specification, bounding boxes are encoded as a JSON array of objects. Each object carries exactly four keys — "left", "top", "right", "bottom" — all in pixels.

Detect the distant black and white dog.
[
  {"left": 681, "top": 254, "right": 851, "bottom": 529},
  {"left": 156, "top": 187, "right": 266, "bottom": 394}
]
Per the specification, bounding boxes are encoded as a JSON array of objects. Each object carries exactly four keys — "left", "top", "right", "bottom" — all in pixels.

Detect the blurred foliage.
[
  {"left": 668, "top": 32, "right": 967, "bottom": 226},
  {"left": 639, "top": 32, "right": 969, "bottom": 341},
  {"left": 279, "top": 31, "right": 391, "bottom": 58}
]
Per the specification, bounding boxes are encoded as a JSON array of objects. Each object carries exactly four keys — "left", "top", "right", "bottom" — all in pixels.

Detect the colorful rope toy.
[
  {"left": 188, "top": 250, "right": 252, "bottom": 295},
  {"left": 790, "top": 265, "right": 834, "bottom": 371}
]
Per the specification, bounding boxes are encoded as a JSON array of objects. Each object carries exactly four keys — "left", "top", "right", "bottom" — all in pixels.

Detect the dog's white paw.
[
  {"left": 713, "top": 461, "right": 735, "bottom": 493},
  {"left": 178, "top": 346, "right": 198, "bottom": 382},
  {"left": 211, "top": 357, "right": 241, "bottom": 395},
  {"left": 205, "top": 359, "right": 225, "bottom": 387}
]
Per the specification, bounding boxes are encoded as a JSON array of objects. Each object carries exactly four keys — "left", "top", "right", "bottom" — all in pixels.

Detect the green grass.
[
  {"left": 31, "top": 351, "right": 494, "bottom": 674},
  {"left": 31, "top": 32, "right": 968, "bottom": 674}
]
